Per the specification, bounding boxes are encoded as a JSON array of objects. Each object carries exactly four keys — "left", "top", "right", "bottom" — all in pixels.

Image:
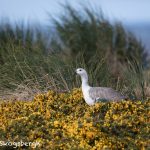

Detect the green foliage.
[
  {"left": 123, "top": 58, "right": 150, "bottom": 100},
  {"left": 52, "top": 5, "right": 147, "bottom": 69},
  {"left": 0, "top": 22, "right": 51, "bottom": 91},
  {"left": 0, "top": 21, "right": 114, "bottom": 97},
  {"left": 0, "top": 6, "right": 149, "bottom": 100},
  {"left": 51, "top": 5, "right": 149, "bottom": 99}
]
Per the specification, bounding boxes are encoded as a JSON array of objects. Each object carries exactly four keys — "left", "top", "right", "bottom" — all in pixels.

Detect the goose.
[{"left": 76, "top": 68, "right": 126, "bottom": 106}]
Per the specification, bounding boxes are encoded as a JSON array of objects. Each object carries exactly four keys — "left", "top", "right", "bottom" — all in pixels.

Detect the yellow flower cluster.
[{"left": 0, "top": 88, "right": 149, "bottom": 149}]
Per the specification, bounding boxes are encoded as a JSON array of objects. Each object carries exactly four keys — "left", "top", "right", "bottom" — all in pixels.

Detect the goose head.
[
  {"left": 76, "top": 68, "right": 89, "bottom": 83},
  {"left": 76, "top": 68, "right": 87, "bottom": 76}
]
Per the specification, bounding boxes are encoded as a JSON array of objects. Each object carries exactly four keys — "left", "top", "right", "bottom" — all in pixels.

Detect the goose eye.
[{"left": 79, "top": 69, "right": 82, "bottom": 71}]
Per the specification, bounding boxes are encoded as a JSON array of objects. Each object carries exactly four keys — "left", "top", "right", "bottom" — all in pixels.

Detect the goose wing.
[{"left": 89, "top": 87, "right": 125, "bottom": 101}]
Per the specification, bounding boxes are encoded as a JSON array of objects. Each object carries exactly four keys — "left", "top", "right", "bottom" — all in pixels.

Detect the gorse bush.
[{"left": 0, "top": 89, "right": 149, "bottom": 149}]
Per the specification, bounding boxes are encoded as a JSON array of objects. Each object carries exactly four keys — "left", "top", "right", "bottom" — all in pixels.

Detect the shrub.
[{"left": 0, "top": 89, "right": 149, "bottom": 149}]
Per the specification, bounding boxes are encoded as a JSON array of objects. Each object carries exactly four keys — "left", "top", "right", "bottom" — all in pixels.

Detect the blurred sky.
[
  {"left": 0, "top": 0, "right": 150, "bottom": 24},
  {"left": 0, "top": 0, "right": 150, "bottom": 50}
]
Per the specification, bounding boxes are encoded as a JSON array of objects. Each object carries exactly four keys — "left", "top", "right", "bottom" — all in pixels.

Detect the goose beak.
[
  {"left": 74, "top": 70, "right": 77, "bottom": 75},
  {"left": 74, "top": 69, "right": 78, "bottom": 76}
]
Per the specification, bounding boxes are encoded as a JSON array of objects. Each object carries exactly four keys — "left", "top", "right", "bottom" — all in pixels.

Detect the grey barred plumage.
[
  {"left": 76, "top": 68, "right": 126, "bottom": 105},
  {"left": 89, "top": 87, "right": 125, "bottom": 102}
]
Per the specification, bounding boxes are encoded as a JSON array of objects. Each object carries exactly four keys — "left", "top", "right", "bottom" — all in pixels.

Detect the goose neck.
[{"left": 81, "top": 74, "right": 89, "bottom": 87}]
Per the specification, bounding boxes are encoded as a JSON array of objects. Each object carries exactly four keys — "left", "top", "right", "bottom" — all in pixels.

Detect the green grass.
[{"left": 0, "top": 5, "right": 149, "bottom": 100}]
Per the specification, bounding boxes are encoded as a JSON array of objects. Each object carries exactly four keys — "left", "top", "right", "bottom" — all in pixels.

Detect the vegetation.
[
  {"left": 0, "top": 89, "right": 149, "bottom": 149},
  {"left": 52, "top": 6, "right": 147, "bottom": 72},
  {"left": 0, "top": 5, "right": 149, "bottom": 150},
  {"left": 0, "top": 6, "right": 149, "bottom": 100}
]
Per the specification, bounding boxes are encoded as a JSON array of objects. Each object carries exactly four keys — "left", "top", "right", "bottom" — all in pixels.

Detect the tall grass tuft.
[
  {"left": 0, "top": 5, "right": 149, "bottom": 100},
  {"left": 52, "top": 5, "right": 148, "bottom": 69},
  {"left": 122, "top": 58, "right": 150, "bottom": 100}
]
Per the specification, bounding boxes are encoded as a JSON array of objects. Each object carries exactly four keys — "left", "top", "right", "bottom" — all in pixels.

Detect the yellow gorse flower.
[{"left": 0, "top": 88, "right": 149, "bottom": 149}]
